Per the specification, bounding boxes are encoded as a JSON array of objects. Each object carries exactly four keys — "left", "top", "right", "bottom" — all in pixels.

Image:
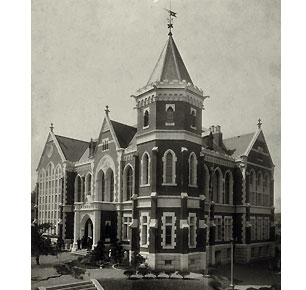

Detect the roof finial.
[
  {"left": 50, "top": 123, "right": 54, "bottom": 132},
  {"left": 164, "top": 0, "right": 177, "bottom": 36},
  {"left": 105, "top": 105, "right": 110, "bottom": 115},
  {"left": 257, "top": 118, "right": 262, "bottom": 129}
]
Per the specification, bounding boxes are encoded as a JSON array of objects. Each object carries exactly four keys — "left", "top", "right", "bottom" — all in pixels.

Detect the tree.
[{"left": 31, "top": 223, "right": 57, "bottom": 265}]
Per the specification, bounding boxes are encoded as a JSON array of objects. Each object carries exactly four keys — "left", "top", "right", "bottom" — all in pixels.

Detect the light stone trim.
[
  {"left": 187, "top": 199, "right": 200, "bottom": 208},
  {"left": 137, "top": 130, "right": 202, "bottom": 145},
  {"left": 157, "top": 197, "right": 181, "bottom": 208},
  {"left": 203, "top": 153, "right": 235, "bottom": 167}
]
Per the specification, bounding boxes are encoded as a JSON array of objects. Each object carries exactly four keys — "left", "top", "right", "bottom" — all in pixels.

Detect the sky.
[{"left": 32, "top": 0, "right": 281, "bottom": 211}]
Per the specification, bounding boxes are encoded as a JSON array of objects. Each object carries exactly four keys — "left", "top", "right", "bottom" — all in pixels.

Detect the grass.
[{"left": 97, "top": 278, "right": 212, "bottom": 290}]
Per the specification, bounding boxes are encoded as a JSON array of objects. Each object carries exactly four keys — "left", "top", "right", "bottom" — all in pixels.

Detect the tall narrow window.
[
  {"left": 188, "top": 213, "right": 197, "bottom": 248},
  {"left": 213, "top": 168, "right": 223, "bottom": 203},
  {"left": 189, "top": 152, "right": 197, "bottom": 186},
  {"left": 140, "top": 214, "right": 149, "bottom": 246},
  {"left": 263, "top": 217, "right": 270, "bottom": 240},
  {"left": 257, "top": 172, "right": 263, "bottom": 206},
  {"left": 122, "top": 214, "right": 132, "bottom": 241},
  {"left": 203, "top": 165, "right": 210, "bottom": 198},
  {"left": 250, "top": 217, "right": 256, "bottom": 240},
  {"left": 263, "top": 174, "right": 270, "bottom": 206},
  {"left": 215, "top": 216, "right": 222, "bottom": 241},
  {"left": 162, "top": 149, "right": 177, "bottom": 185},
  {"left": 224, "top": 171, "right": 233, "bottom": 204},
  {"left": 166, "top": 107, "right": 174, "bottom": 124},
  {"left": 191, "top": 108, "right": 197, "bottom": 128},
  {"left": 162, "top": 212, "right": 176, "bottom": 249},
  {"left": 110, "top": 170, "right": 114, "bottom": 202},
  {"left": 224, "top": 217, "right": 232, "bottom": 241},
  {"left": 144, "top": 110, "right": 149, "bottom": 128},
  {"left": 141, "top": 152, "right": 150, "bottom": 185},
  {"left": 126, "top": 166, "right": 133, "bottom": 200},
  {"left": 77, "top": 176, "right": 82, "bottom": 202},
  {"left": 249, "top": 170, "right": 256, "bottom": 205},
  {"left": 101, "top": 172, "right": 105, "bottom": 201},
  {"left": 257, "top": 217, "right": 263, "bottom": 240}
]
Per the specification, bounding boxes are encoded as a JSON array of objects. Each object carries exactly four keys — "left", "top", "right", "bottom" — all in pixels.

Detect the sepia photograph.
[{"left": 30, "top": 1, "right": 281, "bottom": 289}]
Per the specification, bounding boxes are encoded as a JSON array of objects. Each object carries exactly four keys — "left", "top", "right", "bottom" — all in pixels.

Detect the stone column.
[
  {"left": 93, "top": 210, "right": 101, "bottom": 248},
  {"left": 148, "top": 192, "right": 158, "bottom": 269},
  {"left": 180, "top": 193, "right": 189, "bottom": 270},
  {"left": 72, "top": 204, "right": 80, "bottom": 251}
]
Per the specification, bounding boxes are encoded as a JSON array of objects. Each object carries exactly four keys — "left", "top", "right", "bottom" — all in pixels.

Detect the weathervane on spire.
[{"left": 164, "top": 1, "right": 177, "bottom": 36}]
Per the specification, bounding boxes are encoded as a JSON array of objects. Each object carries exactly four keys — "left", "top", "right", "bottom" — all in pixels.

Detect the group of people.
[{"left": 77, "top": 235, "right": 93, "bottom": 250}]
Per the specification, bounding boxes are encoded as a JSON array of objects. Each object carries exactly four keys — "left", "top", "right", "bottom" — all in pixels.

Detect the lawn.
[{"left": 97, "top": 278, "right": 213, "bottom": 290}]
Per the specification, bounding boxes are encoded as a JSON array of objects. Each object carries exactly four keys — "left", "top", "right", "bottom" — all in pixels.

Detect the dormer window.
[
  {"left": 165, "top": 104, "right": 175, "bottom": 126},
  {"left": 143, "top": 109, "right": 150, "bottom": 128},
  {"left": 190, "top": 108, "right": 197, "bottom": 129},
  {"left": 102, "top": 138, "right": 109, "bottom": 151}
]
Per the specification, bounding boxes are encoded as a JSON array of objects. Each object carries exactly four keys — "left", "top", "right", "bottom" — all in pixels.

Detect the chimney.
[
  {"left": 209, "top": 125, "right": 215, "bottom": 133},
  {"left": 213, "top": 125, "right": 223, "bottom": 146}
]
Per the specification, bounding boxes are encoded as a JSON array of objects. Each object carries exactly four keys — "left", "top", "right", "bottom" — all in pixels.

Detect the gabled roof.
[
  {"left": 147, "top": 35, "right": 193, "bottom": 86},
  {"left": 110, "top": 120, "right": 137, "bottom": 148},
  {"left": 55, "top": 135, "right": 89, "bottom": 162},
  {"left": 223, "top": 132, "right": 256, "bottom": 159}
]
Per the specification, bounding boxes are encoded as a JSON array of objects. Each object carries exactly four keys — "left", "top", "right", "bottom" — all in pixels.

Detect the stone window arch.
[
  {"left": 74, "top": 175, "right": 83, "bottom": 202},
  {"left": 224, "top": 170, "right": 233, "bottom": 205},
  {"left": 213, "top": 168, "right": 223, "bottom": 203},
  {"left": 143, "top": 109, "right": 149, "bottom": 128},
  {"left": 249, "top": 169, "right": 257, "bottom": 205},
  {"left": 96, "top": 170, "right": 105, "bottom": 201},
  {"left": 105, "top": 168, "right": 114, "bottom": 202},
  {"left": 166, "top": 105, "right": 175, "bottom": 125},
  {"left": 263, "top": 173, "right": 270, "bottom": 206},
  {"left": 141, "top": 152, "right": 150, "bottom": 185},
  {"left": 257, "top": 171, "right": 264, "bottom": 206},
  {"left": 203, "top": 164, "right": 210, "bottom": 198},
  {"left": 123, "top": 164, "right": 134, "bottom": 201},
  {"left": 188, "top": 152, "right": 197, "bottom": 186},
  {"left": 162, "top": 149, "right": 177, "bottom": 185},
  {"left": 85, "top": 173, "right": 92, "bottom": 196}
]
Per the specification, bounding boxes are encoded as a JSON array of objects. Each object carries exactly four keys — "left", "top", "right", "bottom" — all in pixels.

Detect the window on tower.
[
  {"left": 165, "top": 104, "right": 175, "bottom": 126},
  {"left": 188, "top": 152, "right": 197, "bottom": 187},
  {"left": 162, "top": 149, "right": 177, "bottom": 185},
  {"left": 143, "top": 109, "right": 149, "bottom": 128},
  {"left": 141, "top": 152, "right": 150, "bottom": 186},
  {"left": 190, "top": 108, "right": 197, "bottom": 129}
]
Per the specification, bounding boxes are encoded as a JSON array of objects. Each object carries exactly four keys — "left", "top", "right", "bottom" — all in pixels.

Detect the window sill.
[
  {"left": 190, "top": 126, "right": 197, "bottom": 130},
  {"left": 143, "top": 125, "right": 149, "bottom": 130},
  {"left": 162, "top": 183, "right": 177, "bottom": 186},
  {"left": 162, "top": 245, "right": 175, "bottom": 249},
  {"left": 165, "top": 122, "right": 175, "bottom": 126},
  {"left": 189, "top": 245, "right": 196, "bottom": 249},
  {"left": 140, "top": 184, "right": 150, "bottom": 188},
  {"left": 188, "top": 184, "right": 198, "bottom": 188}
]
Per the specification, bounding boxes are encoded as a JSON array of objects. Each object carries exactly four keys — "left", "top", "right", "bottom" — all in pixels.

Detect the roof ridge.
[
  {"left": 223, "top": 132, "right": 256, "bottom": 140},
  {"left": 55, "top": 134, "right": 89, "bottom": 143},
  {"left": 110, "top": 119, "right": 137, "bottom": 129}
]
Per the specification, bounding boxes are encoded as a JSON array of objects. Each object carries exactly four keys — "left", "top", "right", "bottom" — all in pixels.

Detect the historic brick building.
[{"left": 34, "top": 31, "right": 275, "bottom": 271}]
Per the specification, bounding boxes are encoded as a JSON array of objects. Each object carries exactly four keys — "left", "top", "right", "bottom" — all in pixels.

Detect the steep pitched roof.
[
  {"left": 223, "top": 132, "right": 256, "bottom": 159},
  {"left": 147, "top": 35, "right": 193, "bottom": 85},
  {"left": 110, "top": 120, "right": 137, "bottom": 149},
  {"left": 55, "top": 135, "right": 89, "bottom": 162}
]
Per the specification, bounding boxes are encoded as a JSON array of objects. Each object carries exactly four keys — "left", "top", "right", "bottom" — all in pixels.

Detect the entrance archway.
[{"left": 80, "top": 216, "right": 93, "bottom": 250}]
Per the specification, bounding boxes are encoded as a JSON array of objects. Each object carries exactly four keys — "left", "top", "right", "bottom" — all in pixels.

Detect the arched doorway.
[{"left": 81, "top": 217, "right": 93, "bottom": 250}]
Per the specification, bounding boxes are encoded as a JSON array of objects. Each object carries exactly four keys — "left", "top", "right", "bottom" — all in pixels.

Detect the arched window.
[
  {"left": 191, "top": 110, "right": 196, "bottom": 128},
  {"left": 249, "top": 170, "right": 256, "bottom": 205},
  {"left": 263, "top": 174, "right": 270, "bottom": 206},
  {"left": 126, "top": 166, "right": 133, "bottom": 200},
  {"left": 86, "top": 173, "right": 92, "bottom": 196},
  {"left": 110, "top": 170, "right": 114, "bottom": 202},
  {"left": 212, "top": 168, "right": 223, "bottom": 203},
  {"left": 224, "top": 171, "right": 233, "bottom": 205},
  {"left": 96, "top": 170, "right": 105, "bottom": 201},
  {"left": 203, "top": 165, "right": 210, "bottom": 198},
  {"left": 189, "top": 152, "right": 197, "bottom": 186},
  {"left": 144, "top": 110, "right": 149, "bottom": 127},
  {"left": 166, "top": 107, "right": 174, "bottom": 123},
  {"left": 75, "top": 175, "right": 82, "bottom": 202},
  {"left": 162, "top": 149, "right": 177, "bottom": 185},
  {"left": 257, "top": 172, "right": 263, "bottom": 206},
  {"left": 141, "top": 152, "right": 150, "bottom": 185}
]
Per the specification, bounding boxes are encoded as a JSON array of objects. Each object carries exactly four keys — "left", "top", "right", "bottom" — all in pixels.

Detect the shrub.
[
  {"left": 131, "top": 250, "right": 145, "bottom": 269},
  {"left": 164, "top": 270, "right": 175, "bottom": 279},
  {"left": 138, "top": 267, "right": 150, "bottom": 278},
  {"left": 123, "top": 269, "right": 136, "bottom": 279},
  {"left": 177, "top": 271, "right": 190, "bottom": 279},
  {"left": 150, "top": 270, "right": 161, "bottom": 278},
  {"left": 208, "top": 279, "right": 222, "bottom": 290}
]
